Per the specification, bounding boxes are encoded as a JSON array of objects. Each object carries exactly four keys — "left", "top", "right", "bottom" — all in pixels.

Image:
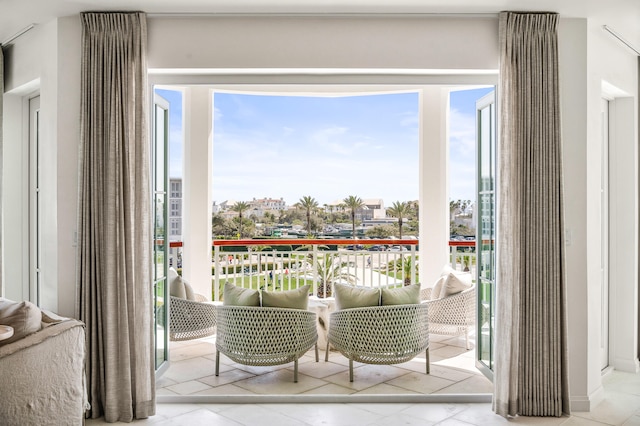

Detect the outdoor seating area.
[{"left": 159, "top": 247, "right": 484, "bottom": 396}]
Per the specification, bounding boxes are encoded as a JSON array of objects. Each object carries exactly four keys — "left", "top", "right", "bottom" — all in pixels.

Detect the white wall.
[
  {"left": 147, "top": 16, "right": 499, "bottom": 71},
  {"left": 558, "top": 16, "right": 640, "bottom": 411},
  {"left": 586, "top": 8, "right": 639, "bottom": 380},
  {"left": 1, "top": 15, "right": 81, "bottom": 316}
]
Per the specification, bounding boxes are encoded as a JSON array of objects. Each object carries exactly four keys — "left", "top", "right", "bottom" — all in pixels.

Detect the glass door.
[
  {"left": 153, "top": 93, "right": 170, "bottom": 374},
  {"left": 476, "top": 91, "right": 496, "bottom": 379},
  {"left": 29, "top": 95, "right": 41, "bottom": 306}
]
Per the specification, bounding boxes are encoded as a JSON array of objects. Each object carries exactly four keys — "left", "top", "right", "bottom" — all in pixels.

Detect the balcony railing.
[{"left": 168, "top": 238, "right": 476, "bottom": 302}]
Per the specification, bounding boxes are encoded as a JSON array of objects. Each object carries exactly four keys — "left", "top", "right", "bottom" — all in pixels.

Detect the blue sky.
[{"left": 156, "top": 87, "right": 493, "bottom": 206}]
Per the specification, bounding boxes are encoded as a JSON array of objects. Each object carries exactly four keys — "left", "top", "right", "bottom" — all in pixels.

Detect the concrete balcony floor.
[{"left": 156, "top": 332, "right": 493, "bottom": 397}]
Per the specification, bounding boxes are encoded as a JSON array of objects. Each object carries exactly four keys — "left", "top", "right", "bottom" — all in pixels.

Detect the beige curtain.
[
  {"left": 77, "top": 12, "right": 155, "bottom": 422},
  {"left": 494, "top": 12, "right": 570, "bottom": 417}
]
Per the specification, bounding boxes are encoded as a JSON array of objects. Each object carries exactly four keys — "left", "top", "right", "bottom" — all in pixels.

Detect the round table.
[{"left": 0, "top": 324, "right": 14, "bottom": 341}]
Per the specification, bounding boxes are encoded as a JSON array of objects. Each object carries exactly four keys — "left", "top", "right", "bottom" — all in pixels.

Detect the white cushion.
[
  {"left": 431, "top": 265, "right": 473, "bottom": 300},
  {"left": 440, "top": 271, "right": 473, "bottom": 298},
  {"left": 430, "top": 276, "right": 447, "bottom": 300},
  {"left": 183, "top": 279, "right": 197, "bottom": 301},
  {"left": 170, "top": 275, "right": 187, "bottom": 299}
]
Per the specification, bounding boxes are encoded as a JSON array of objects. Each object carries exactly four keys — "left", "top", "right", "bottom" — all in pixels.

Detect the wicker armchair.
[
  {"left": 168, "top": 267, "right": 217, "bottom": 341},
  {"left": 169, "top": 294, "right": 217, "bottom": 341},
  {"left": 215, "top": 306, "right": 318, "bottom": 382},
  {"left": 420, "top": 285, "right": 476, "bottom": 350},
  {"left": 327, "top": 303, "right": 429, "bottom": 382}
]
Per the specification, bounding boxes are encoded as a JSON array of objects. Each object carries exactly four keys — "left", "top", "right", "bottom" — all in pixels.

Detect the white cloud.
[
  {"left": 449, "top": 108, "right": 476, "bottom": 157},
  {"left": 398, "top": 111, "right": 419, "bottom": 127}
]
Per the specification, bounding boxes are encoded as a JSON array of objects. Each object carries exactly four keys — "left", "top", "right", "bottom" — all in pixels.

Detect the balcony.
[
  {"left": 168, "top": 238, "right": 477, "bottom": 302},
  {"left": 159, "top": 238, "right": 489, "bottom": 399}
]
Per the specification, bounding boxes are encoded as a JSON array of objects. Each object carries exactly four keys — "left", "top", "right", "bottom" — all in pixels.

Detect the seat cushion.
[
  {"left": 381, "top": 283, "right": 421, "bottom": 305},
  {"left": 0, "top": 299, "right": 42, "bottom": 346},
  {"left": 261, "top": 285, "right": 310, "bottom": 309},
  {"left": 334, "top": 283, "right": 380, "bottom": 310},
  {"left": 223, "top": 282, "right": 260, "bottom": 306}
]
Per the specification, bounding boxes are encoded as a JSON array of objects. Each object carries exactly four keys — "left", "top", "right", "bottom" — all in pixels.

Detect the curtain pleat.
[
  {"left": 77, "top": 12, "right": 155, "bottom": 422},
  {"left": 494, "top": 11, "right": 570, "bottom": 418}
]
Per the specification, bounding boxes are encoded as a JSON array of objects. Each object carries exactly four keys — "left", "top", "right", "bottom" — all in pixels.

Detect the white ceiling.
[{"left": 1, "top": 0, "right": 639, "bottom": 46}]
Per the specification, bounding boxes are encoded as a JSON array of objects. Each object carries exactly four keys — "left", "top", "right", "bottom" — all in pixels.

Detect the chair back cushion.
[
  {"left": 440, "top": 270, "right": 472, "bottom": 298},
  {"left": 170, "top": 275, "right": 187, "bottom": 299},
  {"left": 262, "top": 285, "right": 310, "bottom": 309},
  {"left": 381, "top": 284, "right": 421, "bottom": 305},
  {"left": 430, "top": 275, "right": 447, "bottom": 300},
  {"left": 334, "top": 283, "right": 380, "bottom": 310},
  {"left": 431, "top": 266, "right": 473, "bottom": 299},
  {"left": 223, "top": 282, "right": 260, "bottom": 306}
]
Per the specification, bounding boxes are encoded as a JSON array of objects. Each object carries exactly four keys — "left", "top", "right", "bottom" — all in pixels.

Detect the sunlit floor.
[
  {"left": 86, "top": 369, "right": 640, "bottom": 425},
  {"left": 155, "top": 333, "right": 493, "bottom": 397}
]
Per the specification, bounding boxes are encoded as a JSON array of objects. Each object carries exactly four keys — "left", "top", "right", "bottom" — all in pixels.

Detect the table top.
[{"left": 0, "top": 324, "right": 14, "bottom": 341}]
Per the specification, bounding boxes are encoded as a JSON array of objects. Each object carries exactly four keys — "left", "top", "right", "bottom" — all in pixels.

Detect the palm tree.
[
  {"left": 342, "top": 195, "right": 364, "bottom": 239},
  {"left": 231, "top": 201, "right": 250, "bottom": 238},
  {"left": 390, "top": 256, "right": 417, "bottom": 286},
  {"left": 387, "top": 201, "right": 410, "bottom": 239},
  {"left": 308, "top": 253, "right": 358, "bottom": 298},
  {"left": 297, "top": 196, "right": 318, "bottom": 235}
]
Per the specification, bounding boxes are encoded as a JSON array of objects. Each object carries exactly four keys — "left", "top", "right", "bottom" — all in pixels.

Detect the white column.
[
  {"left": 419, "top": 87, "right": 450, "bottom": 288},
  {"left": 182, "top": 87, "right": 213, "bottom": 299}
]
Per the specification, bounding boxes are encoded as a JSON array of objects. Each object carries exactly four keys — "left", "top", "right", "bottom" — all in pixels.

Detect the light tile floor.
[
  {"left": 85, "top": 369, "right": 640, "bottom": 425},
  {"left": 85, "top": 333, "right": 640, "bottom": 425},
  {"left": 155, "top": 333, "right": 493, "bottom": 398}
]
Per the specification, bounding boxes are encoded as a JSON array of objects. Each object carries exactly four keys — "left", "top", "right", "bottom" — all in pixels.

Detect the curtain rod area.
[
  {"left": 1, "top": 24, "right": 35, "bottom": 46},
  {"left": 146, "top": 12, "right": 499, "bottom": 19},
  {"left": 603, "top": 25, "right": 640, "bottom": 56}
]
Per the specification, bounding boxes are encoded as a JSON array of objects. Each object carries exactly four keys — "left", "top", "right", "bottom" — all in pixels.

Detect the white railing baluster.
[
  {"left": 209, "top": 239, "right": 472, "bottom": 302},
  {"left": 214, "top": 245, "right": 220, "bottom": 301}
]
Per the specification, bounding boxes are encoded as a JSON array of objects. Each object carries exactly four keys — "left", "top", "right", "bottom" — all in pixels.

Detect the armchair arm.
[
  {"left": 420, "top": 287, "right": 433, "bottom": 301},
  {"left": 424, "top": 287, "right": 476, "bottom": 326},
  {"left": 169, "top": 296, "right": 217, "bottom": 341}
]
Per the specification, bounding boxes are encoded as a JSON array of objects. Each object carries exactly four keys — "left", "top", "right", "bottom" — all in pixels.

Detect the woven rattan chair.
[
  {"left": 327, "top": 303, "right": 429, "bottom": 382},
  {"left": 215, "top": 306, "right": 319, "bottom": 382},
  {"left": 420, "top": 285, "right": 476, "bottom": 350},
  {"left": 169, "top": 294, "right": 218, "bottom": 341},
  {"left": 168, "top": 267, "right": 217, "bottom": 341}
]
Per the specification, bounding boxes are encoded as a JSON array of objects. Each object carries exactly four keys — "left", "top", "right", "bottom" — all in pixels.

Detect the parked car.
[
  {"left": 367, "top": 245, "right": 385, "bottom": 251},
  {"left": 388, "top": 245, "right": 408, "bottom": 252}
]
